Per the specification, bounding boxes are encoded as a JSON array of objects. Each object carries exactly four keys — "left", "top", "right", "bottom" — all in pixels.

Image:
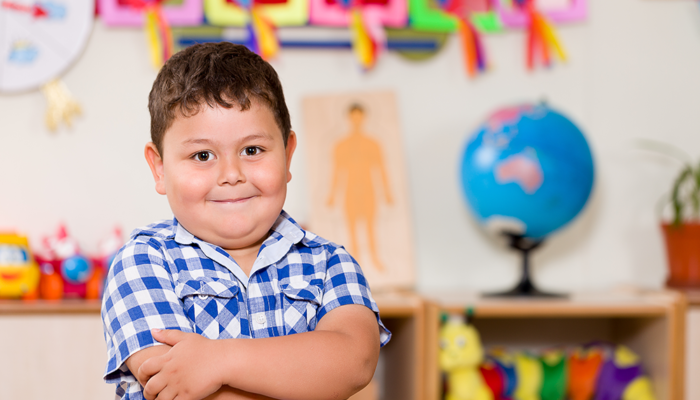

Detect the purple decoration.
[{"left": 593, "top": 359, "right": 644, "bottom": 400}]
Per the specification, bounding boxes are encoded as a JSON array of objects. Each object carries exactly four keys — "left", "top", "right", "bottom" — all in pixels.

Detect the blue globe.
[{"left": 461, "top": 104, "right": 595, "bottom": 239}]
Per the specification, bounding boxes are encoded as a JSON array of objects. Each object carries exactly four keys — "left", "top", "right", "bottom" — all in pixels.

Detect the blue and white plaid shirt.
[{"left": 101, "top": 210, "right": 391, "bottom": 399}]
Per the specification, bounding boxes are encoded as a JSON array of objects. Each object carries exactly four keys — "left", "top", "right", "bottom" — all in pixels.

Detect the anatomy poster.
[{"left": 303, "top": 91, "right": 415, "bottom": 291}]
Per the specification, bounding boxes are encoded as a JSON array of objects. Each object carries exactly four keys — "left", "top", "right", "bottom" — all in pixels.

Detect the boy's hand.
[{"left": 140, "top": 329, "right": 226, "bottom": 400}]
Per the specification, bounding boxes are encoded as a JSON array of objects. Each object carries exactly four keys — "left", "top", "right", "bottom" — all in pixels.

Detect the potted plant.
[{"left": 644, "top": 140, "right": 700, "bottom": 287}]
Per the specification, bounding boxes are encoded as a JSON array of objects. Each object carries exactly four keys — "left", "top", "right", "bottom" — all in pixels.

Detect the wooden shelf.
[
  {"left": 422, "top": 289, "right": 687, "bottom": 400},
  {"left": 430, "top": 290, "right": 678, "bottom": 317},
  {"left": 0, "top": 299, "right": 101, "bottom": 314},
  {"left": 359, "top": 291, "right": 432, "bottom": 400}
]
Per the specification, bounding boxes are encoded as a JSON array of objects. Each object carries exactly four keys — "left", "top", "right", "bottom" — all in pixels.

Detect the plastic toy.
[
  {"left": 490, "top": 348, "right": 518, "bottom": 399},
  {"left": 567, "top": 347, "right": 604, "bottom": 400},
  {"left": 439, "top": 314, "right": 493, "bottom": 400},
  {"left": 514, "top": 352, "right": 542, "bottom": 400},
  {"left": 0, "top": 233, "right": 40, "bottom": 299},
  {"left": 540, "top": 350, "right": 566, "bottom": 400},
  {"left": 479, "top": 359, "right": 505, "bottom": 400},
  {"left": 35, "top": 224, "right": 106, "bottom": 300},
  {"left": 594, "top": 346, "right": 656, "bottom": 400}
]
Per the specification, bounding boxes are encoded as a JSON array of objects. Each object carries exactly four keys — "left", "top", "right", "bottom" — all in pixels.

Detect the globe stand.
[{"left": 484, "top": 233, "right": 567, "bottom": 298}]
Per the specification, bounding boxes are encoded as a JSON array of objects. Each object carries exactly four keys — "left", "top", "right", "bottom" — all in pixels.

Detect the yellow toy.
[
  {"left": 0, "top": 233, "right": 40, "bottom": 299},
  {"left": 514, "top": 352, "right": 543, "bottom": 400},
  {"left": 439, "top": 314, "right": 494, "bottom": 400}
]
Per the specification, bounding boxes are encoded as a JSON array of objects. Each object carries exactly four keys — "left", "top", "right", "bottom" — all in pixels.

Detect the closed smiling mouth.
[{"left": 209, "top": 196, "right": 255, "bottom": 204}]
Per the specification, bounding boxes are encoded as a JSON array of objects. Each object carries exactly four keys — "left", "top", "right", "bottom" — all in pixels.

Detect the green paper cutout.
[
  {"left": 409, "top": 0, "right": 503, "bottom": 33},
  {"left": 472, "top": 12, "right": 502, "bottom": 33},
  {"left": 409, "top": 0, "right": 458, "bottom": 32}
]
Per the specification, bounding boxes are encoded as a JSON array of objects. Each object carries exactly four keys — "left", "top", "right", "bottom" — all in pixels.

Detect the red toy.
[{"left": 35, "top": 225, "right": 121, "bottom": 300}]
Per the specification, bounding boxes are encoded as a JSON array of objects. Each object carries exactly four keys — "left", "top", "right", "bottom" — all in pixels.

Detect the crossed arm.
[{"left": 125, "top": 304, "right": 381, "bottom": 400}]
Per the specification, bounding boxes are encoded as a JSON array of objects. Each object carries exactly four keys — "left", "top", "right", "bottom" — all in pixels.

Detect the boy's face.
[{"left": 145, "top": 100, "right": 296, "bottom": 251}]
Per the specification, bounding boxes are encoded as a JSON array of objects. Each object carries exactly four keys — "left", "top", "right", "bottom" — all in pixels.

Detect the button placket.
[{"left": 255, "top": 314, "right": 266, "bottom": 326}]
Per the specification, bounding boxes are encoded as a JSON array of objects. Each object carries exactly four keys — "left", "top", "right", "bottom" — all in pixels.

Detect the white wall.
[{"left": 2, "top": 0, "right": 700, "bottom": 293}]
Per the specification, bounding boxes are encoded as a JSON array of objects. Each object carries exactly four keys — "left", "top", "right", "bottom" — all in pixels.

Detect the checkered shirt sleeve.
[
  {"left": 101, "top": 236, "right": 193, "bottom": 384},
  {"left": 318, "top": 245, "right": 391, "bottom": 346}
]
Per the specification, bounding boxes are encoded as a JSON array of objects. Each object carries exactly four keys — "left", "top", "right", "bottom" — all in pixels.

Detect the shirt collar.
[
  {"left": 269, "top": 210, "right": 305, "bottom": 245},
  {"left": 171, "top": 211, "right": 306, "bottom": 247},
  {"left": 173, "top": 218, "right": 195, "bottom": 246}
]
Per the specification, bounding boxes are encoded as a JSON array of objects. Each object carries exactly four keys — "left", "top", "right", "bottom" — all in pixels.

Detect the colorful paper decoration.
[
  {"left": 406, "top": 0, "right": 500, "bottom": 76},
  {"left": 203, "top": 0, "right": 309, "bottom": 60},
  {"left": 98, "top": 0, "right": 203, "bottom": 26},
  {"left": 499, "top": 0, "right": 568, "bottom": 70},
  {"left": 309, "top": 0, "right": 407, "bottom": 69},
  {"left": 204, "top": 0, "right": 308, "bottom": 26},
  {"left": 408, "top": 0, "right": 501, "bottom": 33},
  {"left": 495, "top": 0, "right": 586, "bottom": 28}
]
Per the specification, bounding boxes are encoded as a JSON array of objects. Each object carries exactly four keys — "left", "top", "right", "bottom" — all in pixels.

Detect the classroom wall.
[{"left": 2, "top": 0, "right": 700, "bottom": 294}]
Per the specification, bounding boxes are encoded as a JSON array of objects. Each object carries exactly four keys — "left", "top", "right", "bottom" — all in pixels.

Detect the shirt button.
[
  {"left": 198, "top": 294, "right": 209, "bottom": 300},
  {"left": 255, "top": 314, "right": 266, "bottom": 325}
]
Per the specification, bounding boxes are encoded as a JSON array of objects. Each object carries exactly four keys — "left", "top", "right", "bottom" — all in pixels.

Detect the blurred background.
[{"left": 2, "top": 0, "right": 699, "bottom": 293}]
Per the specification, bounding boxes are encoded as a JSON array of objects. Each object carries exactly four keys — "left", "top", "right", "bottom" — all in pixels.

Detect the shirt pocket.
[
  {"left": 279, "top": 281, "right": 323, "bottom": 335},
  {"left": 175, "top": 277, "right": 241, "bottom": 339}
]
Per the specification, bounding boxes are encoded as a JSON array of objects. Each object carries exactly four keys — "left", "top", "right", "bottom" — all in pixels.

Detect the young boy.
[{"left": 101, "top": 42, "right": 391, "bottom": 400}]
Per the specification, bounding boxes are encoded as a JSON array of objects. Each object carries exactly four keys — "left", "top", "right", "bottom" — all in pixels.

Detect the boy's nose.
[{"left": 218, "top": 158, "right": 245, "bottom": 185}]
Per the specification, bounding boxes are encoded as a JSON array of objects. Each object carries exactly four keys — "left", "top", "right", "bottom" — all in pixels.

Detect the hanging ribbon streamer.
[
  {"left": 335, "top": 0, "right": 383, "bottom": 70},
  {"left": 436, "top": 0, "right": 487, "bottom": 77},
  {"left": 42, "top": 79, "right": 82, "bottom": 131},
  {"left": 124, "top": 0, "right": 174, "bottom": 69},
  {"left": 456, "top": 18, "right": 486, "bottom": 77},
  {"left": 350, "top": 9, "right": 378, "bottom": 70},
  {"left": 249, "top": 7, "right": 280, "bottom": 60},
  {"left": 518, "top": 0, "right": 567, "bottom": 70},
  {"left": 226, "top": 0, "right": 281, "bottom": 60}
]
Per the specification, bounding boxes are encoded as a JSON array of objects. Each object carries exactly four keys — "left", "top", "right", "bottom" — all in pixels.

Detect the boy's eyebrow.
[
  {"left": 181, "top": 133, "right": 274, "bottom": 147},
  {"left": 181, "top": 138, "right": 216, "bottom": 146}
]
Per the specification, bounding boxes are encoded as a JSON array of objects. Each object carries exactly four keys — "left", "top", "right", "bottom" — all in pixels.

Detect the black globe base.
[{"left": 483, "top": 233, "right": 567, "bottom": 298}]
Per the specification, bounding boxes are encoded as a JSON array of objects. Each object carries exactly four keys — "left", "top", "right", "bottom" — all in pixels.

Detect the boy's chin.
[{"left": 203, "top": 229, "right": 269, "bottom": 251}]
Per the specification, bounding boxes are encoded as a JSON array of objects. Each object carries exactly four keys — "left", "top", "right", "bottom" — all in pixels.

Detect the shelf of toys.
[{"left": 425, "top": 289, "right": 687, "bottom": 400}]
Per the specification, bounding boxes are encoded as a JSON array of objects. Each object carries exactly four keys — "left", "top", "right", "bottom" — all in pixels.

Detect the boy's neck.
[{"left": 225, "top": 235, "right": 267, "bottom": 276}]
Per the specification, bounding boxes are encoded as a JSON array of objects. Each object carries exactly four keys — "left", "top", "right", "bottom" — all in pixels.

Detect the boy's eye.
[
  {"left": 242, "top": 147, "right": 262, "bottom": 157},
  {"left": 194, "top": 151, "right": 213, "bottom": 162}
]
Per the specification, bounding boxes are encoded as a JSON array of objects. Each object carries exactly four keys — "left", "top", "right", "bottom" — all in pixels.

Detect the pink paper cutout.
[
  {"left": 99, "top": 0, "right": 204, "bottom": 27},
  {"left": 495, "top": 0, "right": 586, "bottom": 28},
  {"left": 309, "top": 0, "right": 406, "bottom": 27}
]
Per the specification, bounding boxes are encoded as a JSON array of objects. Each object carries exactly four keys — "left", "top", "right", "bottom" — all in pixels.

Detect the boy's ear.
[
  {"left": 285, "top": 131, "right": 297, "bottom": 183},
  {"left": 144, "top": 143, "right": 166, "bottom": 195}
]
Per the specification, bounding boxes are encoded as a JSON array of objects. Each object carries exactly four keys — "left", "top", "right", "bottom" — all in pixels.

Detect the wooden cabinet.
[
  {"left": 353, "top": 291, "right": 437, "bottom": 400},
  {"left": 424, "top": 290, "right": 687, "bottom": 400},
  {"left": 680, "top": 290, "right": 700, "bottom": 400},
  {"left": 0, "top": 300, "right": 112, "bottom": 400},
  {"left": 0, "top": 290, "right": 686, "bottom": 400},
  {"left": 0, "top": 294, "right": 436, "bottom": 400}
]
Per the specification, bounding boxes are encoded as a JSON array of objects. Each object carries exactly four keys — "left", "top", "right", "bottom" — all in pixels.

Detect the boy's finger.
[
  {"left": 151, "top": 328, "right": 188, "bottom": 346},
  {"left": 138, "top": 356, "right": 166, "bottom": 383},
  {"left": 142, "top": 373, "right": 167, "bottom": 400}
]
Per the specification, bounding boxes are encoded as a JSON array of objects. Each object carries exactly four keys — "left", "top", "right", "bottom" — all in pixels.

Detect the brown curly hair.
[{"left": 148, "top": 42, "right": 291, "bottom": 155}]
